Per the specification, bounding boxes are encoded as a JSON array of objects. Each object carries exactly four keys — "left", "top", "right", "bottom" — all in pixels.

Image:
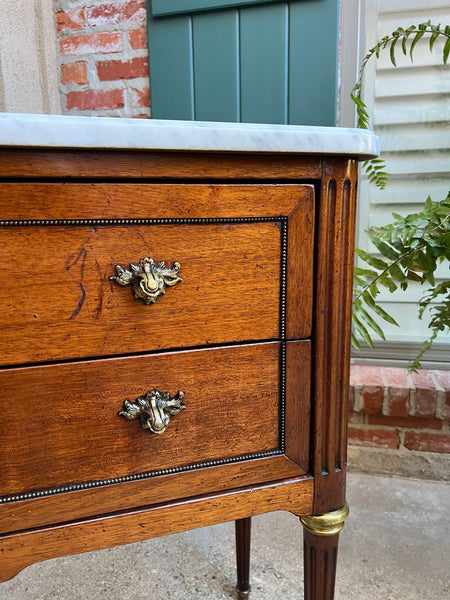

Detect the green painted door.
[{"left": 147, "top": 0, "right": 340, "bottom": 125}]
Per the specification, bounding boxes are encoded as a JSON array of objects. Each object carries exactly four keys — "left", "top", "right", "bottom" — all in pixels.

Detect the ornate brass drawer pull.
[
  {"left": 110, "top": 257, "right": 182, "bottom": 304},
  {"left": 118, "top": 389, "right": 185, "bottom": 435}
]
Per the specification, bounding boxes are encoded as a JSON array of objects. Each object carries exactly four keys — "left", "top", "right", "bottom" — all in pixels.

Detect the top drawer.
[{"left": 0, "top": 183, "right": 314, "bottom": 365}]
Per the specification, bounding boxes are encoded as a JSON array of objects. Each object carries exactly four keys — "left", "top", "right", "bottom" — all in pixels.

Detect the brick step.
[{"left": 349, "top": 365, "right": 450, "bottom": 454}]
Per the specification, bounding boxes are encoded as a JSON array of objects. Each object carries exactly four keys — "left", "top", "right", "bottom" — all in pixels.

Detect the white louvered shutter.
[{"left": 355, "top": 0, "right": 450, "bottom": 366}]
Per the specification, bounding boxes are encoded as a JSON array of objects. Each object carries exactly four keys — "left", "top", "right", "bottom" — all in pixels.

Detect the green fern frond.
[
  {"left": 351, "top": 21, "right": 450, "bottom": 190},
  {"left": 353, "top": 193, "right": 450, "bottom": 371}
]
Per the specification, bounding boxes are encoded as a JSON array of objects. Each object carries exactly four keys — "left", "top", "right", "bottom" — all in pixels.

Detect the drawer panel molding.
[
  {"left": 0, "top": 340, "right": 311, "bottom": 505},
  {"left": 0, "top": 183, "right": 314, "bottom": 365},
  {"left": 0, "top": 217, "right": 287, "bottom": 364},
  {"left": 0, "top": 343, "right": 290, "bottom": 503},
  {"left": 0, "top": 449, "right": 282, "bottom": 505},
  {"left": 0, "top": 216, "right": 281, "bottom": 227}
]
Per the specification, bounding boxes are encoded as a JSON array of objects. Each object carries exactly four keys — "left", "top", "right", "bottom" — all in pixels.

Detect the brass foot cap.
[{"left": 236, "top": 585, "right": 251, "bottom": 599}]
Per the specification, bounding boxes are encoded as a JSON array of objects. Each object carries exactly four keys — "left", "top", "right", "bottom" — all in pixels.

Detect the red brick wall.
[
  {"left": 54, "top": 0, "right": 150, "bottom": 117},
  {"left": 349, "top": 366, "right": 450, "bottom": 455}
]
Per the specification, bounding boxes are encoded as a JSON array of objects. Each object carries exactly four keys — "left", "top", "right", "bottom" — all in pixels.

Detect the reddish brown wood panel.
[
  {"left": 0, "top": 222, "right": 282, "bottom": 364},
  {"left": 286, "top": 188, "right": 315, "bottom": 339},
  {"left": 311, "top": 159, "right": 358, "bottom": 514},
  {"left": 0, "top": 149, "right": 322, "bottom": 180},
  {"left": 0, "top": 183, "right": 311, "bottom": 220},
  {"left": 285, "top": 341, "right": 311, "bottom": 472},
  {"left": 0, "top": 456, "right": 305, "bottom": 535},
  {"left": 0, "top": 141, "right": 359, "bottom": 600},
  {"left": 0, "top": 343, "right": 281, "bottom": 497},
  {"left": 0, "top": 183, "right": 316, "bottom": 364},
  {"left": 0, "top": 477, "right": 314, "bottom": 583}
]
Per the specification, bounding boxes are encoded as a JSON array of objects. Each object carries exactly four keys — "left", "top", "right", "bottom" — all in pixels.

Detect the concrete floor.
[{"left": 1, "top": 472, "right": 449, "bottom": 600}]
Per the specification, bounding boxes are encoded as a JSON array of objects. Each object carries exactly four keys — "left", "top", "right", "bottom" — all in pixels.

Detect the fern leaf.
[
  {"left": 401, "top": 35, "right": 408, "bottom": 55},
  {"left": 352, "top": 313, "right": 374, "bottom": 348},
  {"left": 444, "top": 37, "right": 450, "bottom": 64},
  {"left": 379, "top": 273, "right": 398, "bottom": 293},
  {"left": 351, "top": 331, "right": 361, "bottom": 350},
  {"left": 369, "top": 302, "right": 399, "bottom": 327},
  {"left": 406, "top": 270, "right": 422, "bottom": 282},
  {"left": 388, "top": 263, "right": 407, "bottom": 283},
  {"left": 429, "top": 27, "right": 440, "bottom": 51},
  {"left": 390, "top": 36, "right": 398, "bottom": 66},
  {"left": 354, "top": 268, "right": 379, "bottom": 281},
  {"left": 359, "top": 306, "right": 387, "bottom": 340},
  {"left": 408, "top": 332, "right": 439, "bottom": 373},
  {"left": 355, "top": 248, "right": 389, "bottom": 270},
  {"left": 369, "top": 239, "right": 400, "bottom": 261},
  {"left": 361, "top": 290, "right": 377, "bottom": 308},
  {"left": 410, "top": 30, "right": 425, "bottom": 59}
]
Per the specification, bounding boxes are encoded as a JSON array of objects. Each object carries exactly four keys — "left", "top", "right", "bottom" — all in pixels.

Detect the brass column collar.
[{"left": 300, "top": 502, "right": 349, "bottom": 536}]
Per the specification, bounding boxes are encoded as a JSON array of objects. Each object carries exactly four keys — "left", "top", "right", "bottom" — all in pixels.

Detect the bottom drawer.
[
  {"left": 0, "top": 342, "right": 309, "bottom": 501},
  {"left": 0, "top": 341, "right": 311, "bottom": 534}
]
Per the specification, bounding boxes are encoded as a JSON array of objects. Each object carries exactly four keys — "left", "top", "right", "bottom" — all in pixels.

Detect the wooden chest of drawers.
[{"left": 0, "top": 116, "right": 377, "bottom": 599}]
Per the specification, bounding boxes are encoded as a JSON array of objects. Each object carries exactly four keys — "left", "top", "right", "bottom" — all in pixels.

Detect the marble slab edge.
[{"left": 0, "top": 113, "right": 379, "bottom": 159}]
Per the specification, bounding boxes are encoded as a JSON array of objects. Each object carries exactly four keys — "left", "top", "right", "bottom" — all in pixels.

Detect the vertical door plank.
[
  {"left": 289, "top": 0, "right": 339, "bottom": 126},
  {"left": 193, "top": 10, "right": 240, "bottom": 122},
  {"left": 240, "top": 3, "right": 288, "bottom": 124},
  {"left": 148, "top": 15, "right": 195, "bottom": 119},
  {"left": 148, "top": 0, "right": 341, "bottom": 125}
]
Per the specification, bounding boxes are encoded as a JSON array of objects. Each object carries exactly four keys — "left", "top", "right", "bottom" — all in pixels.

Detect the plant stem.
[{"left": 353, "top": 243, "right": 427, "bottom": 303}]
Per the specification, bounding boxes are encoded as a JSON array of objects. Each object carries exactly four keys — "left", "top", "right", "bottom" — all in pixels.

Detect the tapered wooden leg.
[
  {"left": 235, "top": 517, "right": 251, "bottom": 600},
  {"left": 302, "top": 528, "right": 340, "bottom": 600},
  {"left": 300, "top": 503, "right": 349, "bottom": 600}
]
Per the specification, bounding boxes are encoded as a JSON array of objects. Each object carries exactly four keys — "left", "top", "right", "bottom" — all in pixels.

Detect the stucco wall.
[{"left": 0, "top": 0, "right": 61, "bottom": 114}]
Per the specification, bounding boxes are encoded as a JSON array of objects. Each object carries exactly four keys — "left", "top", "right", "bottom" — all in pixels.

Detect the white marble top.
[{"left": 0, "top": 113, "right": 379, "bottom": 159}]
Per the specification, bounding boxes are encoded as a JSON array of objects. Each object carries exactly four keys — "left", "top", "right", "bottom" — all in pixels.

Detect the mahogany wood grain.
[
  {"left": 0, "top": 342, "right": 285, "bottom": 497},
  {"left": 0, "top": 149, "right": 322, "bottom": 180},
  {"left": 0, "top": 182, "right": 311, "bottom": 220},
  {"left": 0, "top": 145, "right": 360, "bottom": 599},
  {"left": 0, "top": 456, "right": 305, "bottom": 535},
  {"left": 0, "top": 183, "right": 315, "bottom": 364},
  {"left": 286, "top": 187, "right": 315, "bottom": 339},
  {"left": 0, "top": 222, "right": 281, "bottom": 364},
  {"left": 0, "top": 477, "right": 314, "bottom": 583},
  {"left": 285, "top": 341, "right": 311, "bottom": 471},
  {"left": 311, "top": 159, "right": 358, "bottom": 514},
  {"left": 303, "top": 528, "right": 340, "bottom": 600}
]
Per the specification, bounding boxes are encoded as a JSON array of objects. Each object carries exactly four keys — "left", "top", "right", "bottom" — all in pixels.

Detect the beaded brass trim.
[
  {"left": 0, "top": 216, "right": 289, "bottom": 504},
  {"left": 0, "top": 217, "right": 277, "bottom": 226},
  {"left": 0, "top": 449, "right": 282, "bottom": 504}
]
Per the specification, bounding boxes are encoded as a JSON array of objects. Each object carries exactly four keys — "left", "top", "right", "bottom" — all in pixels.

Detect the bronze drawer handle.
[
  {"left": 110, "top": 257, "right": 182, "bottom": 304},
  {"left": 118, "top": 389, "right": 185, "bottom": 435}
]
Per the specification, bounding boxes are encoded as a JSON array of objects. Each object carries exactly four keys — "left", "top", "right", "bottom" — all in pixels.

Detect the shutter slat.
[{"left": 357, "top": 1, "right": 450, "bottom": 350}]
